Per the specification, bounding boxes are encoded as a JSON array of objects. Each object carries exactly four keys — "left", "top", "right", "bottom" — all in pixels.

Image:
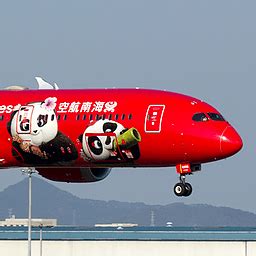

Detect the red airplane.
[{"left": 0, "top": 78, "right": 243, "bottom": 197}]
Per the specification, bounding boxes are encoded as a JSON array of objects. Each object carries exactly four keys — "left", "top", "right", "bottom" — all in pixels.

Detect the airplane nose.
[{"left": 220, "top": 126, "right": 243, "bottom": 157}]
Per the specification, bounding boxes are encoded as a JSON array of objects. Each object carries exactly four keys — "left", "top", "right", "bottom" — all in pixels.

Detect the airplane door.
[
  {"left": 0, "top": 116, "right": 6, "bottom": 165},
  {"left": 145, "top": 105, "right": 165, "bottom": 133},
  {"left": 16, "top": 105, "right": 34, "bottom": 134}
]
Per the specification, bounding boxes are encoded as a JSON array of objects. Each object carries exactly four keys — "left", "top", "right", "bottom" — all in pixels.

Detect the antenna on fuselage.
[{"left": 35, "top": 77, "right": 59, "bottom": 90}]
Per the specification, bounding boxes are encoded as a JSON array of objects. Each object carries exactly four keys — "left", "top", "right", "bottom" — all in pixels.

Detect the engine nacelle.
[{"left": 36, "top": 167, "right": 111, "bottom": 183}]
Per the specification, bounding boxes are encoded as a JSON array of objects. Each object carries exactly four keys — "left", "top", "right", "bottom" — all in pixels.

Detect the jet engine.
[{"left": 36, "top": 167, "right": 111, "bottom": 183}]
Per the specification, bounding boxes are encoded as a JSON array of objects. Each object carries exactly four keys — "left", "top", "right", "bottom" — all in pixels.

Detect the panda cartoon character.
[
  {"left": 80, "top": 119, "right": 141, "bottom": 162},
  {"left": 7, "top": 98, "right": 78, "bottom": 165}
]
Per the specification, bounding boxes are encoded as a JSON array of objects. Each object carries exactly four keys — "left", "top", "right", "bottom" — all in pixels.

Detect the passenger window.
[
  {"left": 63, "top": 115, "right": 67, "bottom": 121},
  {"left": 57, "top": 115, "right": 61, "bottom": 121},
  {"left": 208, "top": 113, "right": 225, "bottom": 121},
  {"left": 115, "top": 114, "right": 119, "bottom": 121},
  {"left": 76, "top": 115, "right": 80, "bottom": 121},
  {"left": 82, "top": 115, "right": 86, "bottom": 121},
  {"left": 97, "top": 114, "right": 105, "bottom": 120},
  {"left": 108, "top": 114, "right": 112, "bottom": 120},
  {"left": 0, "top": 115, "right": 3, "bottom": 121},
  {"left": 96, "top": 114, "right": 100, "bottom": 120},
  {"left": 121, "top": 114, "right": 125, "bottom": 120},
  {"left": 192, "top": 113, "right": 208, "bottom": 122},
  {"left": 128, "top": 114, "right": 132, "bottom": 120},
  {"left": 89, "top": 114, "right": 93, "bottom": 121}
]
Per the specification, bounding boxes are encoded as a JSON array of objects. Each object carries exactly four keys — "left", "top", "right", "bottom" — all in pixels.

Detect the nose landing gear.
[
  {"left": 173, "top": 163, "right": 198, "bottom": 197},
  {"left": 173, "top": 163, "right": 201, "bottom": 197},
  {"left": 174, "top": 175, "right": 192, "bottom": 197}
]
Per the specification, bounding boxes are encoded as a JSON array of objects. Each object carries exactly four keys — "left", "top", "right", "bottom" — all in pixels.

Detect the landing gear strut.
[{"left": 174, "top": 175, "right": 192, "bottom": 197}]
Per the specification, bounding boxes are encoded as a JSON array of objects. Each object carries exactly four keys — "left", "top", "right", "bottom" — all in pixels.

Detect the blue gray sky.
[{"left": 0, "top": 1, "right": 254, "bottom": 212}]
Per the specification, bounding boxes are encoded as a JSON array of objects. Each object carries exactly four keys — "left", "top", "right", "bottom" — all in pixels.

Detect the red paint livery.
[{"left": 0, "top": 82, "right": 243, "bottom": 197}]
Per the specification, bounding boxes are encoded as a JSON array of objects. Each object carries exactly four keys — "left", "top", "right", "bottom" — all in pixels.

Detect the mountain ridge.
[{"left": 0, "top": 177, "right": 255, "bottom": 227}]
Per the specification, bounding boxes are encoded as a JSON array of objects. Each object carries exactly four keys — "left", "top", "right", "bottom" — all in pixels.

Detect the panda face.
[
  {"left": 10, "top": 102, "right": 58, "bottom": 146},
  {"left": 82, "top": 119, "right": 124, "bottom": 161}
]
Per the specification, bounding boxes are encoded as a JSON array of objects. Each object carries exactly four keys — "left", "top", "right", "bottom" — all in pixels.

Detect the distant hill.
[{"left": 0, "top": 177, "right": 255, "bottom": 227}]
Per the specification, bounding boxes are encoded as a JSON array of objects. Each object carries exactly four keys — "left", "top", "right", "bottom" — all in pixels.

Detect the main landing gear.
[{"left": 174, "top": 175, "right": 192, "bottom": 197}]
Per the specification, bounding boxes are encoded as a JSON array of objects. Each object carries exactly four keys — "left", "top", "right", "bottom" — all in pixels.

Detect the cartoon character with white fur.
[
  {"left": 79, "top": 119, "right": 141, "bottom": 162},
  {"left": 7, "top": 97, "right": 78, "bottom": 165}
]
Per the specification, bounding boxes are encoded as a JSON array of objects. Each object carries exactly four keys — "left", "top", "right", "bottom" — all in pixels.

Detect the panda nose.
[{"left": 33, "top": 130, "right": 38, "bottom": 134}]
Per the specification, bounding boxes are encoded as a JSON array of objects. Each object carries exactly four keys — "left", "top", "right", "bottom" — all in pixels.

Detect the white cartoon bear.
[{"left": 7, "top": 97, "right": 78, "bottom": 164}]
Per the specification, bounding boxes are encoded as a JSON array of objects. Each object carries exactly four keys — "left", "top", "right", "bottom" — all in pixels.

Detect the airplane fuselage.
[
  {"left": 0, "top": 87, "right": 243, "bottom": 195},
  {"left": 0, "top": 89, "right": 242, "bottom": 168}
]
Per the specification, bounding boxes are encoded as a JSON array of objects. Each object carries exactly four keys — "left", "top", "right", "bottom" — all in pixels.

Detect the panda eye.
[
  {"left": 37, "top": 114, "right": 48, "bottom": 127},
  {"left": 94, "top": 141, "right": 101, "bottom": 149},
  {"left": 88, "top": 136, "right": 103, "bottom": 155}
]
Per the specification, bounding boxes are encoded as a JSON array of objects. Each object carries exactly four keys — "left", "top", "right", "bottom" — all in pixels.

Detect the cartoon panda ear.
[
  {"left": 78, "top": 134, "right": 83, "bottom": 143},
  {"left": 103, "top": 122, "right": 118, "bottom": 133}
]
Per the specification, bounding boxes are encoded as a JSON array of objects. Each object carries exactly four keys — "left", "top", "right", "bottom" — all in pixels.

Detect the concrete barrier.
[{"left": 0, "top": 240, "right": 253, "bottom": 256}]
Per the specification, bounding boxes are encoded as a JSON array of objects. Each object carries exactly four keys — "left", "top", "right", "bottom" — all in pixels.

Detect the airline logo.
[
  {"left": 0, "top": 100, "right": 118, "bottom": 114},
  {"left": 57, "top": 101, "right": 117, "bottom": 113}
]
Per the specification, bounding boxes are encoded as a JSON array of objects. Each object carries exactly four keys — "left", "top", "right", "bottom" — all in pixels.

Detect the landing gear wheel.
[
  {"left": 173, "top": 174, "right": 193, "bottom": 197},
  {"left": 184, "top": 183, "right": 192, "bottom": 197},
  {"left": 174, "top": 183, "right": 186, "bottom": 197}
]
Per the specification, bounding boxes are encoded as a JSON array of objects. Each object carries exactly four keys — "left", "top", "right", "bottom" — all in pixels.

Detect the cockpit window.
[
  {"left": 208, "top": 113, "right": 225, "bottom": 121},
  {"left": 192, "top": 113, "right": 209, "bottom": 122}
]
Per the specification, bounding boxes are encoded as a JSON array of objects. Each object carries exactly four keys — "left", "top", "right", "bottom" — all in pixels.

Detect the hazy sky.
[{"left": 0, "top": 1, "right": 255, "bottom": 213}]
